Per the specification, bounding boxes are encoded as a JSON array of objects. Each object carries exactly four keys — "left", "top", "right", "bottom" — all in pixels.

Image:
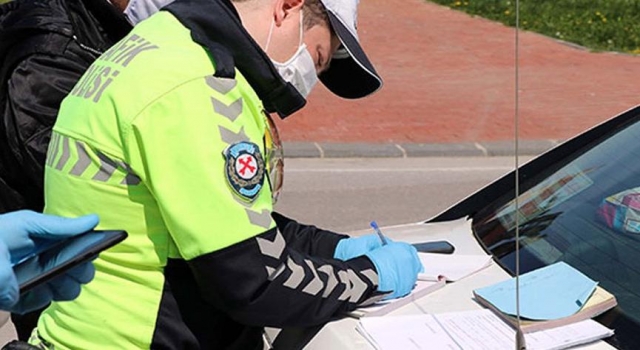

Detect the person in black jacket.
[
  {"left": 0, "top": 0, "right": 419, "bottom": 348},
  {"left": 0, "top": 0, "right": 132, "bottom": 214},
  {"left": 0, "top": 0, "right": 132, "bottom": 339}
]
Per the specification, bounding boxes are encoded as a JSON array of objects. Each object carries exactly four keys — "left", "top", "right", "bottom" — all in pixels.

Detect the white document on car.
[
  {"left": 356, "top": 309, "right": 613, "bottom": 350},
  {"left": 417, "top": 252, "right": 493, "bottom": 282}
]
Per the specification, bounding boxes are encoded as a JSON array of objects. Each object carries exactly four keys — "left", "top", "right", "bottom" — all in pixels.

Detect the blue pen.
[{"left": 370, "top": 221, "right": 389, "bottom": 246}]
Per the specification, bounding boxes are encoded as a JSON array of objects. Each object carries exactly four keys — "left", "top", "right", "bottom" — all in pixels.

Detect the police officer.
[{"left": 33, "top": 0, "right": 423, "bottom": 348}]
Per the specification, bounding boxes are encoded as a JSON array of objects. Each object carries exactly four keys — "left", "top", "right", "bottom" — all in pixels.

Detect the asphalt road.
[{"left": 274, "top": 156, "right": 533, "bottom": 234}]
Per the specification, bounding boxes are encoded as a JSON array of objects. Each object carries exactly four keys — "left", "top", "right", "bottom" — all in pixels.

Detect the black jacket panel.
[
  {"left": 0, "top": 0, "right": 131, "bottom": 340},
  {"left": 0, "top": 0, "right": 131, "bottom": 212},
  {"left": 272, "top": 211, "right": 347, "bottom": 259}
]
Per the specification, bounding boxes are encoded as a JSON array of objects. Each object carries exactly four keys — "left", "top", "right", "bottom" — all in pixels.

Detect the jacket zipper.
[{"left": 72, "top": 35, "right": 104, "bottom": 57}]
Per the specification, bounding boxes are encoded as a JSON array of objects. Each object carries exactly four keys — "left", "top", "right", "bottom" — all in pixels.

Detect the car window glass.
[{"left": 472, "top": 117, "right": 640, "bottom": 347}]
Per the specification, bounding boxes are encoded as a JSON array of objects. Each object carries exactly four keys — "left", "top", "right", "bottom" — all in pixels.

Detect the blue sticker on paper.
[{"left": 224, "top": 141, "right": 265, "bottom": 201}]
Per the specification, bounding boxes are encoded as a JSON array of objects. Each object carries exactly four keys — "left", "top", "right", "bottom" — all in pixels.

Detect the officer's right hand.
[
  {"left": 333, "top": 234, "right": 387, "bottom": 261},
  {"left": 365, "top": 242, "right": 423, "bottom": 300}
]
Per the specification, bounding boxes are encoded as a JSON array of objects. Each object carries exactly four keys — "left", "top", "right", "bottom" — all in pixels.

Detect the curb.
[{"left": 282, "top": 140, "right": 562, "bottom": 158}]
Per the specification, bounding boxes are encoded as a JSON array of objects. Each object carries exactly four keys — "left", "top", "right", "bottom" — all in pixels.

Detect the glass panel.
[{"left": 472, "top": 115, "right": 640, "bottom": 348}]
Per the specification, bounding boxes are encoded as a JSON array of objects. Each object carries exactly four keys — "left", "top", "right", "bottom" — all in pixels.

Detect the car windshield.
[{"left": 472, "top": 112, "right": 640, "bottom": 349}]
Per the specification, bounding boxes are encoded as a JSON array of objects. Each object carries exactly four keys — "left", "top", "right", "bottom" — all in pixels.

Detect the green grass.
[{"left": 428, "top": 0, "right": 640, "bottom": 54}]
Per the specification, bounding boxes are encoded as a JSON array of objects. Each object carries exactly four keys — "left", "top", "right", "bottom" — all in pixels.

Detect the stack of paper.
[
  {"left": 356, "top": 309, "right": 614, "bottom": 350},
  {"left": 349, "top": 280, "right": 445, "bottom": 317},
  {"left": 418, "top": 253, "right": 493, "bottom": 282},
  {"left": 473, "top": 262, "right": 617, "bottom": 332},
  {"left": 350, "top": 253, "right": 492, "bottom": 318}
]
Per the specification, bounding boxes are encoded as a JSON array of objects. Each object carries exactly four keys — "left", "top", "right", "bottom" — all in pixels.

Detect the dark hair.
[{"left": 303, "top": 0, "right": 331, "bottom": 33}]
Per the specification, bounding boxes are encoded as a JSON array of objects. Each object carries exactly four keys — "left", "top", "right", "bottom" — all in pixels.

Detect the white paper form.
[
  {"left": 437, "top": 309, "right": 614, "bottom": 350},
  {"left": 350, "top": 279, "right": 445, "bottom": 317},
  {"left": 357, "top": 314, "right": 459, "bottom": 350},
  {"left": 357, "top": 309, "right": 613, "bottom": 350},
  {"left": 418, "top": 253, "right": 493, "bottom": 282},
  {"left": 434, "top": 309, "right": 514, "bottom": 349}
]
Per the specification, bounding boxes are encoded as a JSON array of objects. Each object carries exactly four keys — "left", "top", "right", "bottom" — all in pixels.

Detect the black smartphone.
[
  {"left": 412, "top": 240, "right": 455, "bottom": 254},
  {"left": 12, "top": 230, "right": 127, "bottom": 294}
]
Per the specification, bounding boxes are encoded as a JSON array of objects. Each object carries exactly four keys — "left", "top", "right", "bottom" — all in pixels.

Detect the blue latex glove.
[
  {"left": 334, "top": 234, "right": 387, "bottom": 261},
  {"left": 365, "top": 242, "right": 423, "bottom": 300},
  {"left": 10, "top": 262, "right": 95, "bottom": 315},
  {"left": 0, "top": 210, "right": 99, "bottom": 313},
  {"left": 0, "top": 240, "right": 17, "bottom": 310}
]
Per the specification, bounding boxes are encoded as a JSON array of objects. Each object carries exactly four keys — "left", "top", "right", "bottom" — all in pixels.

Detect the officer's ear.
[{"left": 272, "top": 0, "right": 304, "bottom": 27}]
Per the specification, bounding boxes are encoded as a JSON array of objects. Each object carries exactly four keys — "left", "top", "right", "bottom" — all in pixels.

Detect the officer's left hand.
[{"left": 334, "top": 234, "right": 388, "bottom": 261}]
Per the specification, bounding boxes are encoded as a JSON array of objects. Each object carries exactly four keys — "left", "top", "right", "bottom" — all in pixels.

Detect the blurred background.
[{"left": 274, "top": 0, "right": 640, "bottom": 144}]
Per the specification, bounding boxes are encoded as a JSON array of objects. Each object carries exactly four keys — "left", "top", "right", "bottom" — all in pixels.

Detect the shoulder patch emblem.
[{"left": 224, "top": 141, "right": 265, "bottom": 202}]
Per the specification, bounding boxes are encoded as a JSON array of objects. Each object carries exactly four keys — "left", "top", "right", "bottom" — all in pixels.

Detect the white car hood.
[{"left": 300, "top": 218, "right": 615, "bottom": 350}]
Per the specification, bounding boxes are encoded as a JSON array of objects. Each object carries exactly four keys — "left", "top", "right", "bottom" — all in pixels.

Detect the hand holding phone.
[
  {"left": 10, "top": 230, "right": 127, "bottom": 314},
  {"left": 0, "top": 211, "right": 104, "bottom": 314},
  {"left": 1, "top": 211, "right": 100, "bottom": 265},
  {"left": 10, "top": 257, "right": 95, "bottom": 315}
]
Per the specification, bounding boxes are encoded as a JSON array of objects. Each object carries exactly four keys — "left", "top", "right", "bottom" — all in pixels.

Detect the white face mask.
[{"left": 265, "top": 12, "right": 319, "bottom": 98}]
